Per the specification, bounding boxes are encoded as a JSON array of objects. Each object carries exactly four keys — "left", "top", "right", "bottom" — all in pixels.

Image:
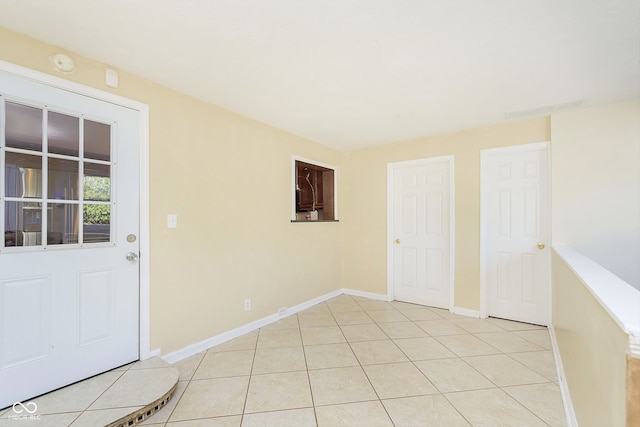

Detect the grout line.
[
  {"left": 238, "top": 326, "right": 260, "bottom": 425},
  {"left": 440, "top": 390, "right": 484, "bottom": 426},
  {"left": 79, "top": 368, "right": 129, "bottom": 414},
  {"left": 299, "top": 312, "right": 320, "bottom": 427},
  {"left": 500, "top": 386, "right": 554, "bottom": 426},
  {"left": 159, "top": 349, "right": 207, "bottom": 425}
]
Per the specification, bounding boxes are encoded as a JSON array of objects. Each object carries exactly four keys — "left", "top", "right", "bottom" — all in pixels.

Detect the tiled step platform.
[{"left": 0, "top": 357, "right": 178, "bottom": 427}]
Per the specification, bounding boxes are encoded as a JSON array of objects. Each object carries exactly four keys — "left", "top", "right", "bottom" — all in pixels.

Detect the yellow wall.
[
  {"left": 0, "top": 27, "right": 344, "bottom": 354},
  {"left": 341, "top": 119, "right": 550, "bottom": 310},
  {"left": 552, "top": 250, "right": 628, "bottom": 426}
]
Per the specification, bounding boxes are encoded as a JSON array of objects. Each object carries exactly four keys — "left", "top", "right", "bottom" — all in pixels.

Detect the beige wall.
[
  {"left": 0, "top": 27, "right": 344, "bottom": 354},
  {"left": 552, "top": 250, "right": 628, "bottom": 426},
  {"left": 341, "top": 118, "right": 550, "bottom": 310},
  {"left": 551, "top": 99, "right": 640, "bottom": 289}
]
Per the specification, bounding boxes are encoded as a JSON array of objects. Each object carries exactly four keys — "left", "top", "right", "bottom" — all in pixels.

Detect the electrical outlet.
[
  {"left": 244, "top": 299, "right": 251, "bottom": 311},
  {"left": 278, "top": 307, "right": 286, "bottom": 316}
]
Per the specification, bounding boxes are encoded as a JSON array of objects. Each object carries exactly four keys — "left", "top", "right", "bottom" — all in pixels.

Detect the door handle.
[
  {"left": 395, "top": 239, "right": 401, "bottom": 244},
  {"left": 537, "top": 243, "right": 545, "bottom": 250},
  {"left": 126, "top": 252, "right": 139, "bottom": 262}
]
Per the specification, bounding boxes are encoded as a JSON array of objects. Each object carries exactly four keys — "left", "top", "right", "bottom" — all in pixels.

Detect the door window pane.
[
  {"left": 48, "top": 203, "right": 78, "bottom": 245},
  {"left": 5, "top": 152, "right": 43, "bottom": 198},
  {"left": 84, "top": 163, "right": 110, "bottom": 201},
  {"left": 2, "top": 101, "right": 115, "bottom": 248},
  {"left": 5, "top": 102, "right": 42, "bottom": 151},
  {"left": 48, "top": 111, "right": 79, "bottom": 156},
  {"left": 84, "top": 120, "right": 110, "bottom": 161},
  {"left": 83, "top": 204, "right": 110, "bottom": 243},
  {"left": 4, "top": 201, "right": 42, "bottom": 247},
  {"left": 48, "top": 158, "right": 79, "bottom": 200}
]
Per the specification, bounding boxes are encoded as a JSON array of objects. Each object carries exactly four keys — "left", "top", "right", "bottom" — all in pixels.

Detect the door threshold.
[{"left": 0, "top": 357, "right": 178, "bottom": 426}]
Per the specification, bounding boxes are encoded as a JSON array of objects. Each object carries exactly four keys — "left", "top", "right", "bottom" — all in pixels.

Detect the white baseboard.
[
  {"left": 453, "top": 307, "right": 481, "bottom": 318},
  {"left": 283, "top": 289, "right": 343, "bottom": 317},
  {"left": 163, "top": 289, "right": 481, "bottom": 365},
  {"left": 342, "top": 288, "right": 389, "bottom": 301},
  {"left": 142, "top": 348, "right": 161, "bottom": 360},
  {"left": 161, "top": 313, "right": 278, "bottom": 364},
  {"left": 548, "top": 325, "right": 578, "bottom": 427},
  {"left": 161, "top": 289, "right": 343, "bottom": 365}
]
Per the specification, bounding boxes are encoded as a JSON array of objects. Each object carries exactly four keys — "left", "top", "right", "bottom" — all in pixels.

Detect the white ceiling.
[{"left": 0, "top": 0, "right": 638, "bottom": 151}]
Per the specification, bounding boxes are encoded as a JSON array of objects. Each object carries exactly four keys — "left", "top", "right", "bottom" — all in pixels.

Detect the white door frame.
[
  {"left": 0, "top": 60, "right": 153, "bottom": 359},
  {"left": 479, "top": 141, "right": 551, "bottom": 322},
  {"left": 387, "top": 155, "right": 455, "bottom": 310}
]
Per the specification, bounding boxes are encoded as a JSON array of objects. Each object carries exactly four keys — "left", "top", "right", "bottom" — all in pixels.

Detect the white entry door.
[
  {"left": 0, "top": 71, "right": 140, "bottom": 408},
  {"left": 481, "top": 142, "right": 550, "bottom": 325},
  {"left": 389, "top": 156, "right": 453, "bottom": 309}
]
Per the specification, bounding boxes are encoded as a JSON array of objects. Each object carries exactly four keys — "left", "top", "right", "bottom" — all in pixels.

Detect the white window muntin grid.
[{"left": 0, "top": 95, "right": 117, "bottom": 252}]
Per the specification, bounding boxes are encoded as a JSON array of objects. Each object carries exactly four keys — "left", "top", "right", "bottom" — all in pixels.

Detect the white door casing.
[
  {"left": 0, "top": 65, "right": 149, "bottom": 408},
  {"left": 388, "top": 156, "right": 454, "bottom": 310},
  {"left": 480, "top": 142, "right": 550, "bottom": 325}
]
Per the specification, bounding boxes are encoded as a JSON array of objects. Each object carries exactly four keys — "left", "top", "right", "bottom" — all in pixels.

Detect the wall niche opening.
[{"left": 293, "top": 159, "right": 336, "bottom": 222}]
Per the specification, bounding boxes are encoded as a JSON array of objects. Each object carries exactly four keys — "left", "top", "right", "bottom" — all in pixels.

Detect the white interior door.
[
  {"left": 0, "top": 71, "right": 140, "bottom": 408},
  {"left": 389, "top": 156, "right": 453, "bottom": 309},
  {"left": 481, "top": 142, "right": 550, "bottom": 325}
]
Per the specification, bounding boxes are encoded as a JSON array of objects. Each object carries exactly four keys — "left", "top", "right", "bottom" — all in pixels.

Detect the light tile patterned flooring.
[
  {"left": 0, "top": 357, "right": 178, "bottom": 427},
  {"left": 143, "top": 295, "right": 567, "bottom": 427}
]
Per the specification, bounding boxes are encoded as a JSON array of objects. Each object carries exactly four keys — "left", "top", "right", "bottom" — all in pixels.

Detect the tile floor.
[
  {"left": 143, "top": 295, "right": 567, "bottom": 427},
  {"left": 0, "top": 357, "right": 178, "bottom": 427}
]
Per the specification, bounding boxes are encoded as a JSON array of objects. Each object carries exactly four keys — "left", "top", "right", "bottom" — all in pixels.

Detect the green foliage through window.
[
  {"left": 84, "top": 176, "right": 110, "bottom": 201},
  {"left": 84, "top": 176, "right": 110, "bottom": 225},
  {"left": 84, "top": 205, "right": 110, "bottom": 224}
]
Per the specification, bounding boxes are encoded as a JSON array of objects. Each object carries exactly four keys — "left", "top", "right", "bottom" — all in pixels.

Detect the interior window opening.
[{"left": 293, "top": 159, "right": 337, "bottom": 222}]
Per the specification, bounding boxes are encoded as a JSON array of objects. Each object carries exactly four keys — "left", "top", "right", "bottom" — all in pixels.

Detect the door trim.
[
  {"left": 0, "top": 60, "right": 153, "bottom": 358},
  {"left": 387, "top": 155, "right": 455, "bottom": 310},
  {"left": 479, "top": 141, "right": 551, "bottom": 322}
]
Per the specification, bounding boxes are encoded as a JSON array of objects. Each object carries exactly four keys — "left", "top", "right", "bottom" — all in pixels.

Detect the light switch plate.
[{"left": 167, "top": 214, "right": 177, "bottom": 229}]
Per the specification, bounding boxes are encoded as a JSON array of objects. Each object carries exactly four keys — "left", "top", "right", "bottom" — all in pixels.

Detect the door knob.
[
  {"left": 126, "top": 252, "right": 139, "bottom": 262},
  {"left": 395, "top": 239, "right": 401, "bottom": 244},
  {"left": 537, "top": 243, "right": 545, "bottom": 250}
]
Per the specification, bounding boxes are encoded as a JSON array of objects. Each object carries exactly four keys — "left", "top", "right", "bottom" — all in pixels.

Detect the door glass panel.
[
  {"left": 48, "top": 203, "right": 78, "bottom": 245},
  {"left": 5, "top": 152, "right": 42, "bottom": 198},
  {"left": 84, "top": 120, "right": 110, "bottom": 161},
  {"left": 48, "top": 111, "right": 79, "bottom": 157},
  {"left": 2, "top": 102, "right": 115, "bottom": 248},
  {"left": 83, "top": 204, "right": 110, "bottom": 243},
  {"left": 4, "top": 201, "right": 42, "bottom": 247},
  {"left": 84, "top": 163, "right": 110, "bottom": 201},
  {"left": 5, "top": 102, "right": 42, "bottom": 151},
  {"left": 48, "top": 158, "right": 79, "bottom": 200}
]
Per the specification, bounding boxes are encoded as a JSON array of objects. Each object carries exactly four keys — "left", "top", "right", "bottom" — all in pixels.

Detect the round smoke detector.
[{"left": 51, "top": 53, "right": 75, "bottom": 73}]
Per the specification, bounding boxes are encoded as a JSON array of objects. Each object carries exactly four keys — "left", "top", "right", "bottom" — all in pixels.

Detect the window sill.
[{"left": 291, "top": 220, "right": 339, "bottom": 223}]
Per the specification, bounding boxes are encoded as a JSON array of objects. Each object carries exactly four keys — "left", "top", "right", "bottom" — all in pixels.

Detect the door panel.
[
  {"left": 390, "top": 157, "right": 452, "bottom": 309},
  {"left": 78, "top": 269, "right": 114, "bottom": 346},
  {"left": 0, "top": 71, "right": 140, "bottom": 408},
  {"left": 482, "top": 143, "right": 549, "bottom": 325},
  {"left": 0, "top": 276, "right": 50, "bottom": 368}
]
